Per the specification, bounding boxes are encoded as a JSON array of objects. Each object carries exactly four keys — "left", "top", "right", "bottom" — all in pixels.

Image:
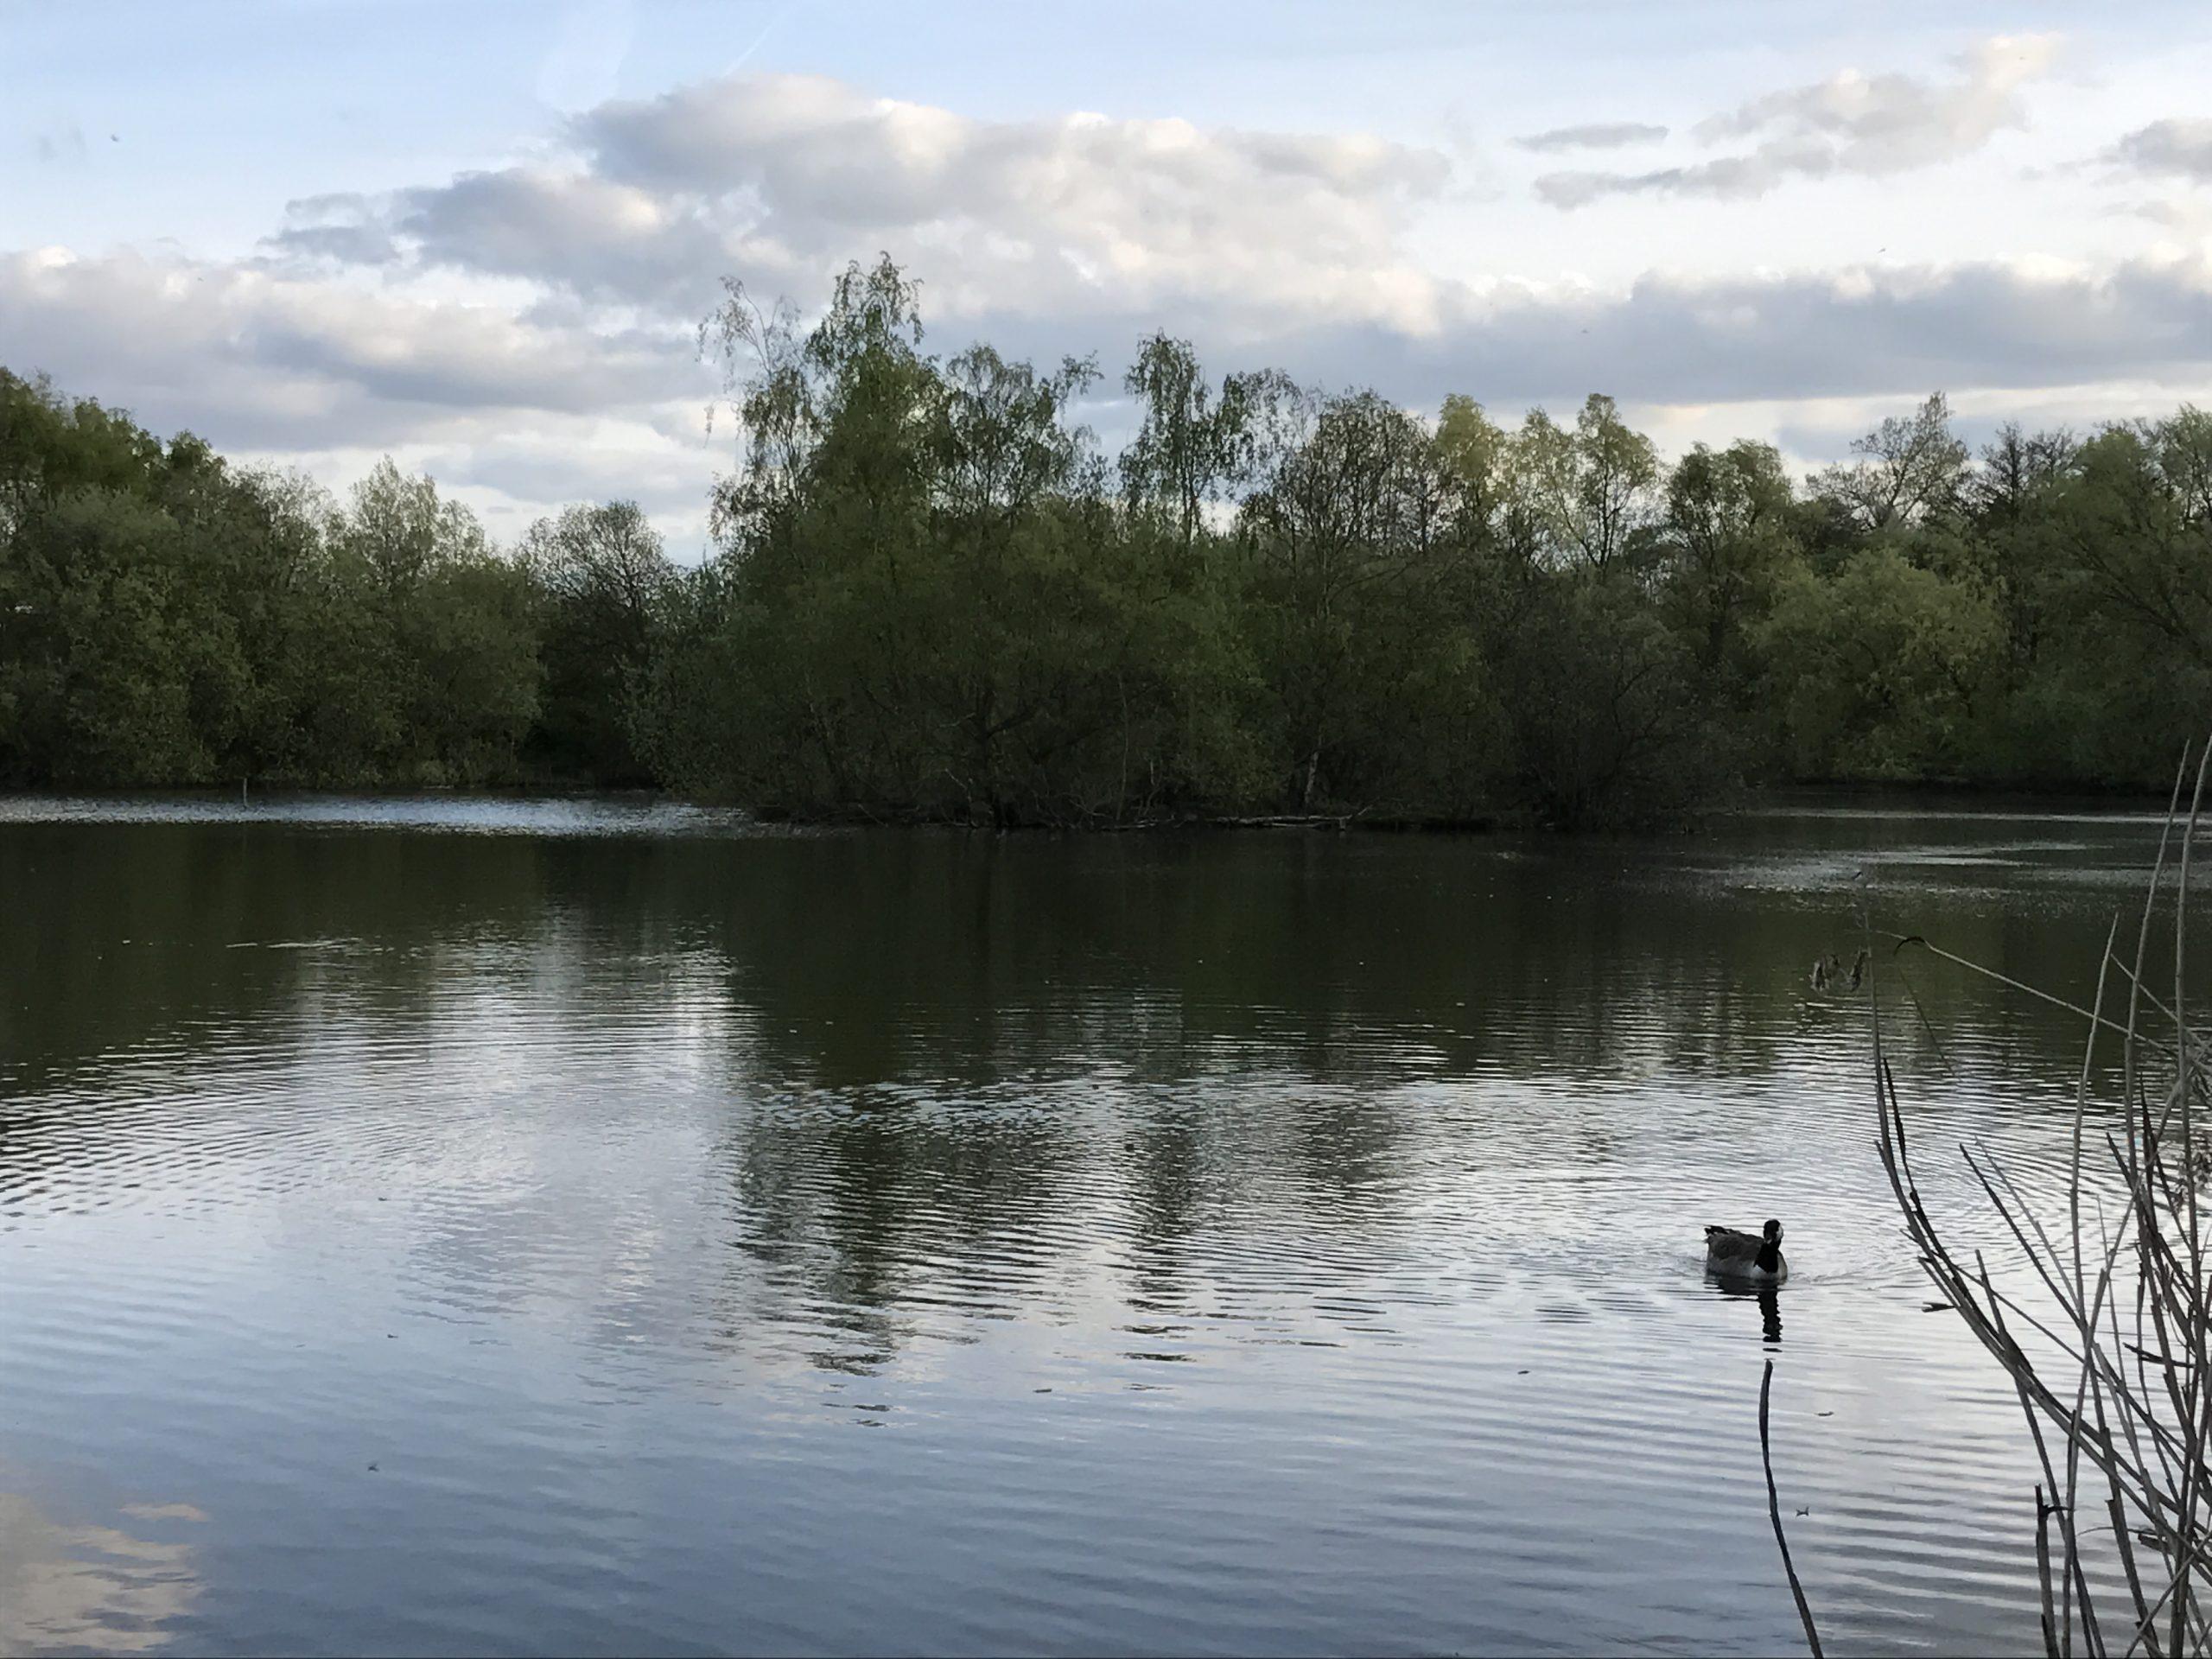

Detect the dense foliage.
[{"left": 8, "top": 255, "right": 2212, "bottom": 823}]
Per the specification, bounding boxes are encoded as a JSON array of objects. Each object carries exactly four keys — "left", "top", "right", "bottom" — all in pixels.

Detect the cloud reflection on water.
[{"left": 0, "top": 1487, "right": 201, "bottom": 1655}]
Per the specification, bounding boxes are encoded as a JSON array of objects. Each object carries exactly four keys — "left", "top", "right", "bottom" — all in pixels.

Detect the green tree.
[
  {"left": 1811, "top": 392, "right": 1970, "bottom": 534},
  {"left": 1513, "top": 394, "right": 1662, "bottom": 573},
  {"left": 1118, "top": 334, "right": 1254, "bottom": 556},
  {"left": 1237, "top": 388, "right": 1488, "bottom": 810},
  {"left": 1483, "top": 566, "right": 1707, "bottom": 826},
  {"left": 1758, "top": 547, "right": 2003, "bottom": 779},
  {"left": 2050, "top": 414, "right": 2212, "bottom": 671},
  {"left": 327, "top": 461, "right": 540, "bottom": 784},
  {"left": 1660, "top": 439, "right": 1799, "bottom": 679},
  {"left": 521, "top": 500, "right": 675, "bottom": 782}
]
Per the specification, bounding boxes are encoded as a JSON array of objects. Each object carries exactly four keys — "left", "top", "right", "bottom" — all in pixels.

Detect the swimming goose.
[{"left": 1706, "top": 1219, "right": 1788, "bottom": 1284}]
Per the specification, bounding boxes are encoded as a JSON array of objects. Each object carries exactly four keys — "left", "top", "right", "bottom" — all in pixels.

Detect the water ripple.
[{"left": 0, "top": 801, "right": 2174, "bottom": 1654}]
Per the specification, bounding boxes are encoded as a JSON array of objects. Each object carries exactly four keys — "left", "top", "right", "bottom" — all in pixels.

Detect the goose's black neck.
[{"left": 1755, "top": 1239, "right": 1782, "bottom": 1274}]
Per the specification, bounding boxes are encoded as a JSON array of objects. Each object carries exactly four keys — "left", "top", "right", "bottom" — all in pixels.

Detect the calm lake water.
[{"left": 0, "top": 793, "right": 2189, "bottom": 1656}]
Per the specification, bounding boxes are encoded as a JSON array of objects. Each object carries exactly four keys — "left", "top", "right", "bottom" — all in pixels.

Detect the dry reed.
[{"left": 1866, "top": 747, "right": 2212, "bottom": 1659}]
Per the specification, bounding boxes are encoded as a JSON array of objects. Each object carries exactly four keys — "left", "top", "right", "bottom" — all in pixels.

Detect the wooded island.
[{"left": 4, "top": 257, "right": 2204, "bottom": 826}]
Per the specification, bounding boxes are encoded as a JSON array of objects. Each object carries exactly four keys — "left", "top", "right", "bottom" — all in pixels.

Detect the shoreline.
[{"left": 0, "top": 777, "right": 2179, "bottom": 835}]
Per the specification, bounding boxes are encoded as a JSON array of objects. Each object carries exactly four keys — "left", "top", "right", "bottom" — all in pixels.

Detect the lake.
[{"left": 0, "top": 794, "right": 2183, "bottom": 1656}]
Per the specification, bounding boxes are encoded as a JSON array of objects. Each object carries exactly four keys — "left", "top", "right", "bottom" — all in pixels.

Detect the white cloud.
[
  {"left": 1537, "top": 34, "right": 2062, "bottom": 207},
  {"left": 1514, "top": 123, "right": 1669, "bottom": 154},
  {"left": 278, "top": 73, "right": 1456, "bottom": 335},
  {"left": 6, "top": 54, "right": 2207, "bottom": 544},
  {"left": 2112, "top": 118, "right": 2212, "bottom": 181},
  {"left": 1270, "top": 253, "right": 2212, "bottom": 410},
  {"left": 0, "top": 247, "right": 693, "bottom": 449},
  {"left": 24, "top": 234, "right": 2206, "bottom": 474}
]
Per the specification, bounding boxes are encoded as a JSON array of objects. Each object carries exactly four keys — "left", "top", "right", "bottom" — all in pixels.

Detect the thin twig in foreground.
[{"left": 1763, "top": 1358, "right": 1825, "bottom": 1659}]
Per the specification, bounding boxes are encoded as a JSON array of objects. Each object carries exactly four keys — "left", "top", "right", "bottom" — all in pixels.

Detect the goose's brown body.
[{"left": 1705, "top": 1221, "right": 1788, "bottom": 1283}]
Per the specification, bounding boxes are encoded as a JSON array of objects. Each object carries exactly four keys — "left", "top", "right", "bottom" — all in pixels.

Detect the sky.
[{"left": 6, "top": 0, "right": 2212, "bottom": 556}]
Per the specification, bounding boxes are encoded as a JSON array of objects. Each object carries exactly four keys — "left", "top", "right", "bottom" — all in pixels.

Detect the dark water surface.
[{"left": 0, "top": 794, "right": 2185, "bottom": 1655}]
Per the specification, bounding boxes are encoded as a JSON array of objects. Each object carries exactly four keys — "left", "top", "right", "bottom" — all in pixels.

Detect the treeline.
[
  {"left": 6, "top": 254, "right": 2212, "bottom": 824},
  {"left": 0, "top": 373, "right": 661, "bottom": 789}
]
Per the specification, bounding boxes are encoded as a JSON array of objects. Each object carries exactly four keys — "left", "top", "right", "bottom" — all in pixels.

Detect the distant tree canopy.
[{"left": 7, "top": 255, "right": 2211, "bottom": 823}]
